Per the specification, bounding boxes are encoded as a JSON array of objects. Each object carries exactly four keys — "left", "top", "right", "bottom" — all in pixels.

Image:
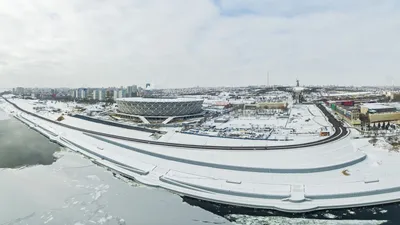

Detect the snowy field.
[
  {"left": 180, "top": 104, "right": 333, "bottom": 144},
  {"left": 286, "top": 104, "right": 332, "bottom": 132},
  {"left": 190, "top": 104, "right": 332, "bottom": 142},
  {"left": 210, "top": 116, "right": 288, "bottom": 129}
]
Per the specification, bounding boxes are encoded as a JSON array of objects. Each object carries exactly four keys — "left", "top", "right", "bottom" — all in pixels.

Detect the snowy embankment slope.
[{"left": 3, "top": 97, "right": 400, "bottom": 213}]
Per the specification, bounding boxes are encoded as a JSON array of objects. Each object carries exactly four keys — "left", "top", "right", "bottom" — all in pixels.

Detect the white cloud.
[{"left": 0, "top": 0, "right": 399, "bottom": 88}]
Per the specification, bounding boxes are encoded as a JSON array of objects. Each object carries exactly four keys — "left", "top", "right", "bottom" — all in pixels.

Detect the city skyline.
[{"left": 1, "top": 0, "right": 400, "bottom": 88}]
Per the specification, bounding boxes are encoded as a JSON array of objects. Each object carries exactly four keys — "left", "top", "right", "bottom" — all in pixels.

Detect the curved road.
[{"left": 3, "top": 97, "right": 348, "bottom": 150}]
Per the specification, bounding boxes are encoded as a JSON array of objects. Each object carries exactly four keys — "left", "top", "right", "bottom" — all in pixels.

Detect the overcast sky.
[{"left": 1, "top": 0, "right": 399, "bottom": 88}]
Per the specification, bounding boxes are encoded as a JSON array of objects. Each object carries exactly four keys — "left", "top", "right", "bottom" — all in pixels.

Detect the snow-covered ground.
[
  {"left": 190, "top": 104, "right": 332, "bottom": 142},
  {"left": 7, "top": 98, "right": 333, "bottom": 146},
  {"left": 3, "top": 97, "right": 400, "bottom": 213}
]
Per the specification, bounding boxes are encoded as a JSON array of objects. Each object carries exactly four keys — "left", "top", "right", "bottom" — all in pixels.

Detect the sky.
[{"left": 0, "top": 0, "right": 399, "bottom": 89}]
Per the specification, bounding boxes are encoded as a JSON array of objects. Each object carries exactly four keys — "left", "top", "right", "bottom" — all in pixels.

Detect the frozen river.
[
  {"left": 0, "top": 113, "right": 57, "bottom": 168},
  {"left": 0, "top": 112, "right": 229, "bottom": 225},
  {"left": 0, "top": 109, "right": 398, "bottom": 225}
]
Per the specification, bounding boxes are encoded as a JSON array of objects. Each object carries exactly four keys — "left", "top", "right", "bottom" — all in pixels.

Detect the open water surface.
[
  {"left": 0, "top": 113, "right": 58, "bottom": 168},
  {"left": 0, "top": 109, "right": 399, "bottom": 224}
]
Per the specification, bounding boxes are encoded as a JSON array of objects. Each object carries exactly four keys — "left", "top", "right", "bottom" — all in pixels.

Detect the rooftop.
[{"left": 361, "top": 103, "right": 397, "bottom": 110}]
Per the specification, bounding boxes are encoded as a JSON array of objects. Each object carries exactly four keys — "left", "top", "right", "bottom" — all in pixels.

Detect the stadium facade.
[{"left": 116, "top": 97, "right": 204, "bottom": 117}]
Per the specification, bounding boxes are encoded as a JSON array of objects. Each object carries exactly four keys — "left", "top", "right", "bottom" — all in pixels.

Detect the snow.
[
  {"left": 10, "top": 98, "right": 331, "bottom": 147},
  {"left": 361, "top": 103, "right": 396, "bottom": 110},
  {"left": 193, "top": 104, "right": 331, "bottom": 144},
  {"left": 0, "top": 109, "right": 9, "bottom": 121},
  {"left": 4, "top": 97, "right": 400, "bottom": 213},
  {"left": 87, "top": 175, "right": 101, "bottom": 181},
  {"left": 43, "top": 215, "right": 53, "bottom": 224}
]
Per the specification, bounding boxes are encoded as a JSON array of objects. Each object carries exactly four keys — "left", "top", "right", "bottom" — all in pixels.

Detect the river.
[{"left": 0, "top": 109, "right": 398, "bottom": 225}]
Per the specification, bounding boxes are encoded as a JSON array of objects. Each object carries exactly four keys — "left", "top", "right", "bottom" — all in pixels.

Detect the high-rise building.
[
  {"left": 74, "top": 89, "right": 79, "bottom": 99},
  {"left": 113, "top": 88, "right": 126, "bottom": 100},
  {"left": 99, "top": 89, "right": 105, "bottom": 101},
  {"left": 127, "top": 85, "right": 138, "bottom": 97},
  {"left": 69, "top": 90, "right": 75, "bottom": 98},
  {"left": 87, "top": 89, "right": 94, "bottom": 100},
  {"left": 93, "top": 89, "right": 106, "bottom": 101},
  {"left": 93, "top": 89, "right": 98, "bottom": 100},
  {"left": 113, "top": 89, "right": 118, "bottom": 100},
  {"left": 106, "top": 89, "right": 113, "bottom": 100},
  {"left": 15, "top": 87, "right": 25, "bottom": 95},
  {"left": 79, "top": 88, "right": 87, "bottom": 99},
  {"left": 118, "top": 89, "right": 125, "bottom": 98}
]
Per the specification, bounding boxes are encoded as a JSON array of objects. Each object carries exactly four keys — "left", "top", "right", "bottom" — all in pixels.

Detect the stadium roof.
[{"left": 117, "top": 97, "right": 203, "bottom": 103}]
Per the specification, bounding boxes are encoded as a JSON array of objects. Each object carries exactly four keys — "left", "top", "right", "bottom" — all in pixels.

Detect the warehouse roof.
[{"left": 361, "top": 103, "right": 396, "bottom": 110}]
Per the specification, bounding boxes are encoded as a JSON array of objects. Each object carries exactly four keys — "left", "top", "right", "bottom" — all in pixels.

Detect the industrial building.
[
  {"left": 325, "top": 100, "right": 361, "bottom": 125},
  {"left": 360, "top": 103, "right": 400, "bottom": 124}
]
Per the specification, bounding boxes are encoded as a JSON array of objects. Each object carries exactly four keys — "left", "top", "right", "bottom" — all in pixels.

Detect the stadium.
[{"left": 115, "top": 97, "right": 204, "bottom": 124}]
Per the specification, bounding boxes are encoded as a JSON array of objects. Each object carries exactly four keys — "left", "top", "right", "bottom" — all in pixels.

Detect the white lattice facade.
[{"left": 116, "top": 98, "right": 203, "bottom": 117}]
